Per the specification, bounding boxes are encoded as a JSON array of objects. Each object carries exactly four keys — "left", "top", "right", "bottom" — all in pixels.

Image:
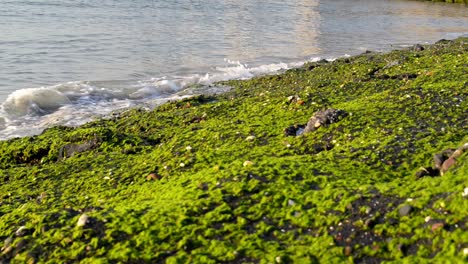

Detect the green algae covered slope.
[{"left": 0, "top": 38, "right": 467, "bottom": 263}]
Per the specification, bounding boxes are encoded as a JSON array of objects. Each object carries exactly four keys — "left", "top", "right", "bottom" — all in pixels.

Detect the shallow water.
[{"left": 0, "top": 0, "right": 467, "bottom": 139}]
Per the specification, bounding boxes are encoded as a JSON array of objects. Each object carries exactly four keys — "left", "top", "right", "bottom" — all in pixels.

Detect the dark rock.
[
  {"left": 284, "top": 124, "right": 305, "bottom": 137},
  {"left": 436, "top": 39, "right": 452, "bottom": 45},
  {"left": 413, "top": 44, "right": 425, "bottom": 51},
  {"left": 415, "top": 167, "right": 439, "bottom": 178},
  {"left": 399, "top": 205, "right": 413, "bottom": 217},
  {"left": 303, "top": 109, "right": 347, "bottom": 134},
  {"left": 58, "top": 136, "right": 101, "bottom": 161}
]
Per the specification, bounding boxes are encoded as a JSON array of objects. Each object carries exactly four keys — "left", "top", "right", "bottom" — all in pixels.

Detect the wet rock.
[
  {"left": 441, "top": 157, "right": 456, "bottom": 175},
  {"left": 303, "top": 109, "right": 348, "bottom": 134},
  {"left": 284, "top": 125, "right": 305, "bottom": 137},
  {"left": 412, "top": 44, "right": 425, "bottom": 51},
  {"left": 58, "top": 136, "right": 101, "bottom": 161},
  {"left": 415, "top": 167, "right": 439, "bottom": 178},
  {"left": 399, "top": 205, "right": 413, "bottom": 217},
  {"left": 77, "top": 214, "right": 89, "bottom": 227},
  {"left": 436, "top": 39, "right": 452, "bottom": 45}
]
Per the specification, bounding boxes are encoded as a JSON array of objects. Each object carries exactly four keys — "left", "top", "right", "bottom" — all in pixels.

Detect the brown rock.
[
  {"left": 441, "top": 157, "right": 457, "bottom": 175},
  {"left": 344, "top": 246, "right": 352, "bottom": 256},
  {"left": 431, "top": 222, "right": 445, "bottom": 232},
  {"left": 146, "top": 173, "right": 160, "bottom": 181}
]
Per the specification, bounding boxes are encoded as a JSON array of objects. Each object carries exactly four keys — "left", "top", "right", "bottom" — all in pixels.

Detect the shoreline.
[{"left": 0, "top": 38, "right": 467, "bottom": 262}]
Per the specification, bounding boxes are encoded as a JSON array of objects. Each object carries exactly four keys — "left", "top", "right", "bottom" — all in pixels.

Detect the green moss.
[{"left": 0, "top": 38, "right": 467, "bottom": 263}]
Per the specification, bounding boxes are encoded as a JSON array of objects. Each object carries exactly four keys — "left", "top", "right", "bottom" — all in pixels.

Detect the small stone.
[
  {"left": 413, "top": 44, "right": 425, "bottom": 51},
  {"left": 415, "top": 167, "right": 439, "bottom": 178},
  {"left": 450, "top": 148, "right": 463, "bottom": 159},
  {"left": 344, "top": 246, "right": 352, "bottom": 256},
  {"left": 463, "top": 248, "right": 468, "bottom": 256},
  {"left": 288, "top": 199, "right": 296, "bottom": 206},
  {"left": 245, "top": 135, "right": 256, "bottom": 141},
  {"left": 2, "top": 237, "right": 12, "bottom": 251},
  {"left": 275, "top": 256, "right": 282, "bottom": 263},
  {"left": 146, "top": 173, "right": 160, "bottom": 181},
  {"left": 431, "top": 222, "right": 445, "bottom": 232},
  {"left": 441, "top": 157, "right": 456, "bottom": 175},
  {"left": 179, "top": 163, "right": 185, "bottom": 168},
  {"left": 243, "top": 160, "right": 254, "bottom": 167},
  {"left": 462, "top": 188, "right": 468, "bottom": 197},
  {"left": 15, "top": 226, "right": 27, "bottom": 237},
  {"left": 399, "top": 205, "right": 413, "bottom": 216},
  {"left": 425, "top": 216, "right": 432, "bottom": 222},
  {"left": 186, "top": 146, "right": 192, "bottom": 151},
  {"left": 77, "top": 214, "right": 89, "bottom": 227}
]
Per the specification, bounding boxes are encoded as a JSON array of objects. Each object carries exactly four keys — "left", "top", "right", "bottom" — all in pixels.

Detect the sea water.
[{"left": 0, "top": 0, "right": 467, "bottom": 139}]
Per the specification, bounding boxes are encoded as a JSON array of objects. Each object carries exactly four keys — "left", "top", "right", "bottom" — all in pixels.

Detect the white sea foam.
[{"left": 0, "top": 57, "right": 331, "bottom": 140}]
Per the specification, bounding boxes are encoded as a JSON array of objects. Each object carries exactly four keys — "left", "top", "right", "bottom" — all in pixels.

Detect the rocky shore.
[{"left": 0, "top": 38, "right": 467, "bottom": 263}]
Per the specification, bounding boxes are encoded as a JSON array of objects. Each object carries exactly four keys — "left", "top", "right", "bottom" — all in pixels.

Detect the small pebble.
[
  {"left": 431, "top": 223, "right": 445, "bottom": 232},
  {"left": 399, "top": 205, "right": 413, "bottom": 216},
  {"left": 77, "top": 214, "right": 89, "bottom": 227},
  {"left": 288, "top": 199, "right": 296, "bottom": 206},
  {"left": 186, "top": 146, "right": 192, "bottom": 151},
  {"left": 425, "top": 216, "right": 432, "bottom": 222},
  {"left": 179, "top": 163, "right": 185, "bottom": 168},
  {"left": 243, "top": 160, "right": 254, "bottom": 167},
  {"left": 345, "top": 246, "right": 352, "bottom": 256},
  {"left": 2, "top": 237, "right": 12, "bottom": 250},
  {"left": 245, "top": 135, "right": 256, "bottom": 141},
  {"left": 146, "top": 173, "right": 160, "bottom": 181},
  {"left": 275, "top": 256, "right": 282, "bottom": 263},
  {"left": 463, "top": 248, "right": 468, "bottom": 256},
  {"left": 462, "top": 188, "right": 468, "bottom": 197},
  {"left": 103, "top": 176, "right": 111, "bottom": 180}
]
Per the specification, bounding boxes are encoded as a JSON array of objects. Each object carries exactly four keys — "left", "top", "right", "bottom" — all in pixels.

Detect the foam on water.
[{"left": 0, "top": 58, "right": 323, "bottom": 140}]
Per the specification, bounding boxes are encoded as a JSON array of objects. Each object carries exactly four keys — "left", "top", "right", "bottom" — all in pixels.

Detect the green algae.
[{"left": 0, "top": 38, "right": 467, "bottom": 263}]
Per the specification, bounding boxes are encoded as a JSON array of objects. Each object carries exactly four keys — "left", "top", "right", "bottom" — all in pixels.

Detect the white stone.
[
  {"left": 245, "top": 135, "right": 256, "bottom": 141},
  {"left": 77, "top": 214, "right": 89, "bottom": 227}
]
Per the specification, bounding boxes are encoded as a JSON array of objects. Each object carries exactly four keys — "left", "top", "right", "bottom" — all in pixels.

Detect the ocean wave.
[{"left": 0, "top": 57, "right": 330, "bottom": 140}]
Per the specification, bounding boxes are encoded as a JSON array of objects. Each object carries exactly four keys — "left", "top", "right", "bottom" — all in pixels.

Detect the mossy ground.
[{"left": 0, "top": 38, "right": 467, "bottom": 263}]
